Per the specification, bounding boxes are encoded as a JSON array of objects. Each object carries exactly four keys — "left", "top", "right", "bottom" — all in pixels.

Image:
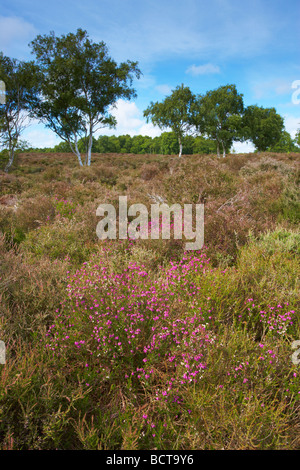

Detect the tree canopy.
[
  {"left": 143, "top": 84, "right": 196, "bottom": 157},
  {"left": 242, "top": 105, "right": 284, "bottom": 152},
  {"left": 191, "top": 84, "right": 244, "bottom": 158},
  {"left": 0, "top": 52, "right": 40, "bottom": 172},
  {"left": 30, "top": 28, "right": 141, "bottom": 166}
]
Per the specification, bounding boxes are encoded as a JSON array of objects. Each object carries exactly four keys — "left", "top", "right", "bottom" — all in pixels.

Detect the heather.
[{"left": 0, "top": 151, "right": 299, "bottom": 450}]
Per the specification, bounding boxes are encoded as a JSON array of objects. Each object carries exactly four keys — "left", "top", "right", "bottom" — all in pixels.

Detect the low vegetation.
[{"left": 0, "top": 150, "right": 299, "bottom": 450}]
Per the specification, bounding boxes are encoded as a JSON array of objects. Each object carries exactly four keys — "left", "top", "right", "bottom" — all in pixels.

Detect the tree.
[
  {"left": 0, "top": 53, "right": 40, "bottom": 172},
  {"left": 295, "top": 129, "right": 300, "bottom": 148},
  {"left": 143, "top": 84, "right": 196, "bottom": 157},
  {"left": 30, "top": 29, "right": 141, "bottom": 166},
  {"left": 268, "top": 130, "right": 298, "bottom": 153},
  {"left": 159, "top": 132, "right": 179, "bottom": 155},
  {"left": 54, "top": 141, "right": 71, "bottom": 152},
  {"left": 192, "top": 136, "right": 216, "bottom": 154},
  {"left": 242, "top": 105, "right": 284, "bottom": 152},
  {"left": 191, "top": 84, "right": 244, "bottom": 158},
  {"left": 118, "top": 134, "right": 132, "bottom": 153},
  {"left": 131, "top": 135, "right": 145, "bottom": 154}
]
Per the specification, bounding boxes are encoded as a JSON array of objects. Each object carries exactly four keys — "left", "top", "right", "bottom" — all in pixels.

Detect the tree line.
[
  {"left": 1, "top": 28, "right": 299, "bottom": 171},
  {"left": 144, "top": 83, "right": 300, "bottom": 157},
  {"left": 28, "top": 132, "right": 218, "bottom": 155}
]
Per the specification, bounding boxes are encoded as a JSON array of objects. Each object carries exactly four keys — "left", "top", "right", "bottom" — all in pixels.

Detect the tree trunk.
[
  {"left": 4, "top": 147, "right": 15, "bottom": 173},
  {"left": 216, "top": 140, "right": 220, "bottom": 158},
  {"left": 69, "top": 140, "right": 83, "bottom": 166},
  {"left": 221, "top": 141, "right": 226, "bottom": 158},
  {"left": 87, "top": 132, "right": 93, "bottom": 166},
  {"left": 178, "top": 136, "right": 182, "bottom": 158},
  {"left": 74, "top": 147, "right": 83, "bottom": 166}
]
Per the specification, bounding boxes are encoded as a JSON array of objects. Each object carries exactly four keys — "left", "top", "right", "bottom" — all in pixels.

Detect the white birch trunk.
[
  {"left": 69, "top": 139, "right": 83, "bottom": 166},
  {"left": 4, "top": 147, "right": 15, "bottom": 173},
  {"left": 216, "top": 140, "right": 220, "bottom": 158},
  {"left": 87, "top": 132, "right": 93, "bottom": 166},
  {"left": 178, "top": 136, "right": 182, "bottom": 158}
]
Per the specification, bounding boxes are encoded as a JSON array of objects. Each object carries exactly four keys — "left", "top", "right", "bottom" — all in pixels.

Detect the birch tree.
[
  {"left": 143, "top": 84, "right": 196, "bottom": 158},
  {"left": 192, "top": 84, "right": 244, "bottom": 157},
  {"left": 0, "top": 53, "right": 39, "bottom": 172},
  {"left": 30, "top": 29, "right": 141, "bottom": 166}
]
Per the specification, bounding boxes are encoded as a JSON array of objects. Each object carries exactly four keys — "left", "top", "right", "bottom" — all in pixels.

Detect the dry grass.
[{"left": 0, "top": 151, "right": 299, "bottom": 450}]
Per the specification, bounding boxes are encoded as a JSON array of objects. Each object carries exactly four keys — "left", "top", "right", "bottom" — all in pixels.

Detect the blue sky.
[{"left": 1, "top": 0, "right": 299, "bottom": 152}]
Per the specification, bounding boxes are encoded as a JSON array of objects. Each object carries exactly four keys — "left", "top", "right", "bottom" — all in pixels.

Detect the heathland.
[{"left": 0, "top": 151, "right": 299, "bottom": 450}]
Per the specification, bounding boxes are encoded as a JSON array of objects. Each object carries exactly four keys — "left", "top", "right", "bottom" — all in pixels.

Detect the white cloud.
[
  {"left": 186, "top": 63, "right": 221, "bottom": 76},
  {"left": 231, "top": 140, "right": 256, "bottom": 154},
  {"left": 97, "top": 99, "right": 162, "bottom": 138},
  {"left": 283, "top": 114, "right": 300, "bottom": 138},
  {"left": 111, "top": 100, "right": 143, "bottom": 132},
  {"left": 138, "top": 122, "right": 163, "bottom": 138},
  {"left": 17, "top": 100, "right": 162, "bottom": 147},
  {"left": 23, "top": 126, "right": 61, "bottom": 148},
  {"left": 0, "top": 16, "right": 36, "bottom": 54}
]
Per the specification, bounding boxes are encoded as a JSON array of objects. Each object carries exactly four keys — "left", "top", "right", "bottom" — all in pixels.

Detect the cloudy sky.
[{"left": 1, "top": 0, "right": 299, "bottom": 152}]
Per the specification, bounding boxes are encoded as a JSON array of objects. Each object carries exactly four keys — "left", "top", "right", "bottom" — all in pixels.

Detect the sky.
[{"left": 0, "top": 0, "right": 299, "bottom": 152}]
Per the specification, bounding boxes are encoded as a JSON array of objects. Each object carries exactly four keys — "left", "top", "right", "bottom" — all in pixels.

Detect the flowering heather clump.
[
  {"left": 45, "top": 250, "right": 215, "bottom": 400},
  {"left": 240, "top": 299, "right": 294, "bottom": 337}
]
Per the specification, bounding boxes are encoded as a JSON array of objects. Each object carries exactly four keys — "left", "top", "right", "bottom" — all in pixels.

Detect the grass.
[{"left": 0, "top": 151, "right": 299, "bottom": 450}]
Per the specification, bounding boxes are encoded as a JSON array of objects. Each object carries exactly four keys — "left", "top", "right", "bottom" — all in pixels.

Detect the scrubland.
[{"left": 0, "top": 151, "right": 299, "bottom": 450}]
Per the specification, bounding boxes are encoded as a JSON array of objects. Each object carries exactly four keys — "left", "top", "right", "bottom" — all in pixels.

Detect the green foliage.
[
  {"left": 46, "top": 132, "right": 217, "bottom": 155},
  {"left": 242, "top": 105, "right": 284, "bottom": 152},
  {"left": 30, "top": 29, "right": 141, "bottom": 166},
  {"left": 0, "top": 53, "right": 40, "bottom": 172},
  {"left": 294, "top": 128, "right": 300, "bottom": 148},
  {"left": 270, "top": 184, "right": 300, "bottom": 224},
  {"left": 144, "top": 84, "right": 196, "bottom": 157},
  {"left": 22, "top": 219, "right": 96, "bottom": 266},
  {"left": 255, "top": 227, "right": 300, "bottom": 255},
  {"left": 268, "top": 130, "right": 299, "bottom": 153},
  {"left": 191, "top": 84, "right": 244, "bottom": 157}
]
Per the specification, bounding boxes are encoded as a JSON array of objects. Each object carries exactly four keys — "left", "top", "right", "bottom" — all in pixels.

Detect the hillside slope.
[{"left": 0, "top": 151, "right": 299, "bottom": 450}]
